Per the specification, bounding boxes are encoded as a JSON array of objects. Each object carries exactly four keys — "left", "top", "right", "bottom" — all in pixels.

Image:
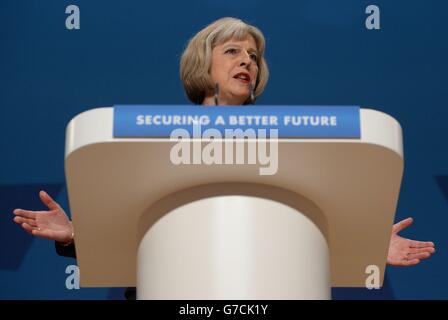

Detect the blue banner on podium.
[{"left": 113, "top": 105, "right": 360, "bottom": 138}]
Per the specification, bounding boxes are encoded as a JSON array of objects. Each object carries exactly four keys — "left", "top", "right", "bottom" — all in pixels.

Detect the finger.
[
  {"left": 393, "top": 217, "right": 413, "bottom": 233},
  {"left": 39, "top": 190, "right": 60, "bottom": 211},
  {"left": 21, "top": 223, "right": 37, "bottom": 235},
  {"left": 13, "top": 209, "right": 37, "bottom": 219},
  {"left": 31, "top": 229, "right": 61, "bottom": 241},
  {"left": 401, "top": 258, "right": 420, "bottom": 266},
  {"left": 409, "top": 247, "right": 435, "bottom": 254},
  {"left": 410, "top": 240, "right": 435, "bottom": 248},
  {"left": 407, "top": 252, "right": 432, "bottom": 260},
  {"left": 13, "top": 216, "right": 37, "bottom": 227},
  {"left": 20, "top": 224, "right": 56, "bottom": 241}
]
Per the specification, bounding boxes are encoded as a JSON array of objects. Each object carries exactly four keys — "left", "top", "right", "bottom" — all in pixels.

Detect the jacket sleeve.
[{"left": 55, "top": 241, "right": 77, "bottom": 258}]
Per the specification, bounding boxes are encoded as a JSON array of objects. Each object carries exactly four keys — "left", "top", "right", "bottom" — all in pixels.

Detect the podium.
[{"left": 64, "top": 106, "right": 403, "bottom": 299}]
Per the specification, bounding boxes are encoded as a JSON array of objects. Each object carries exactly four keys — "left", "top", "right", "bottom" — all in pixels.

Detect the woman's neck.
[{"left": 202, "top": 95, "right": 245, "bottom": 106}]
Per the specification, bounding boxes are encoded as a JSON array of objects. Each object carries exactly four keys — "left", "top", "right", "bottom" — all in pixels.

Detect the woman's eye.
[
  {"left": 250, "top": 54, "right": 258, "bottom": 62},
  {"left": 225, "top": 48, "right": 237, "bottom": 54}
]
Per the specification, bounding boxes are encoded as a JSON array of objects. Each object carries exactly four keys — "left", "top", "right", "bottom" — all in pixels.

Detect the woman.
[
  {"left": 13, "top": 17, "right": 435, "bottom": 298},
  {"left": 180, "top": 17, "right": 268, "bottom": 106}
]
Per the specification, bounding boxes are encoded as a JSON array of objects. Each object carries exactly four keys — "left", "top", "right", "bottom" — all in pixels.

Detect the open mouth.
[{"left": 233, "top": 72, "right": 251, "bottom": 84}]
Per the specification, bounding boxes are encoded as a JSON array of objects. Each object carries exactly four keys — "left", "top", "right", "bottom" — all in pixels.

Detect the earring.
[{"left": 214, "top": 83, "right": 220, "bottom": 106}]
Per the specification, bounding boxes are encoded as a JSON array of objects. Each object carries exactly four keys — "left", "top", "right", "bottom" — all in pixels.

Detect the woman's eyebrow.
[
  {"left": 222, "top": 43, "right": 258, "bottom": 53},
  {"left": 222, "top": 43, "right": 240, "bottom": 49}
]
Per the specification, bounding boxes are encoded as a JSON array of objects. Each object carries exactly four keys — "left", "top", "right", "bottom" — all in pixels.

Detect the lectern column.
[{"left": 137, "top": 195, "right": 330, "bottom": 299}]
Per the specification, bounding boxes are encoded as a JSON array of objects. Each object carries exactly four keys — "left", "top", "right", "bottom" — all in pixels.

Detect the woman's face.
[{"left": 209, "top": 35, "right": 259, "bottom": 105}]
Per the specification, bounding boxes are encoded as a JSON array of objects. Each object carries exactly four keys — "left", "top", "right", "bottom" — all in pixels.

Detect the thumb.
[
  {"left": 393, "top": 217, "right": 413, "bottom": 234},
  {"left": 39, "top": 190, "right": 60, "bottom": 211}
]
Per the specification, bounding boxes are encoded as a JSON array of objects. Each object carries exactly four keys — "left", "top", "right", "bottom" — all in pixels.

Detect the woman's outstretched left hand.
[{"left": 387, "top": 217, "right": 435, "bottom": 266}]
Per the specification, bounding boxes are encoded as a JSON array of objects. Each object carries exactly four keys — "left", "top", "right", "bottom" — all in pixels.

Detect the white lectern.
[{"left": 64, "top": 107, "right": 403, "bottom": 299}]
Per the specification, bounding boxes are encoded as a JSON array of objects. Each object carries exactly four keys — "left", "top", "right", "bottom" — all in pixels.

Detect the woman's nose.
[{"left": 239, "top": 52, "right": 252, "bottom": 67}]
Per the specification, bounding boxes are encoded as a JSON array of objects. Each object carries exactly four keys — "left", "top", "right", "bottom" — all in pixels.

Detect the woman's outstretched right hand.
[{"left": 13, "top": 190, "right": 74, "bottom": 244}]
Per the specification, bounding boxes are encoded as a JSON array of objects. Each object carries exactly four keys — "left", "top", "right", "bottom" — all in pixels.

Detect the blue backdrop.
[{"left": 1, "top": 0, "right": 447, "bottom": 299}]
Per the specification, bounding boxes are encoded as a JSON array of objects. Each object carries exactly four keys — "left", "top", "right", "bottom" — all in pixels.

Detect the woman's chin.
[{"left": 228, "top": 91, "right": 250, "bottom": 104}]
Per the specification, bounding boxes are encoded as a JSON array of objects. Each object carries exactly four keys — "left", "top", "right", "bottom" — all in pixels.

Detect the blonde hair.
[{"left": 180, "top": 17, "right": 269, "bottom": 104}]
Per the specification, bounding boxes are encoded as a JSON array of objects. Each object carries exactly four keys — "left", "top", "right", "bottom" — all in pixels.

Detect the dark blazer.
[{"left": 55, "top": 241, "right": 136, "bottom": 300}]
